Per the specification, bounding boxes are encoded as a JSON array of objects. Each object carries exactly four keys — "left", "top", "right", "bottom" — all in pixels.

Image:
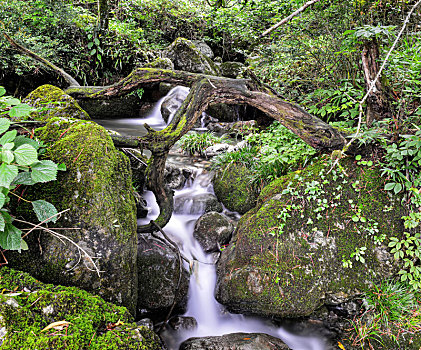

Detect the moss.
[
  {"left": 213, "top": 163, "right": 259, "bottom": 214},
  {"left": 24, "top": 85, "right": 90, "bottom": 121},
  {"left": 0, "top": 267, "right": 161, "bottom": 350},
  {"left": 216, "top": 155, "right": 405, "bottom": 318}
]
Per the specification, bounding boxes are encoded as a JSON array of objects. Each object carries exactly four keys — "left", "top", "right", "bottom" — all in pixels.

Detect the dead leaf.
[
  {"left": 41, "top": 320, "right": 70, "bottom": 332},
  {"left": 338, "top": 341, "right": 346, "bottom": 350}
]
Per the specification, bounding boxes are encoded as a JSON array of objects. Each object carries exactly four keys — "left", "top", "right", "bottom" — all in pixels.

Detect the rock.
[
  {"left": 220, "top": 61, "right": 245, "bottom": 78},
  {"left": 164, "top": 38, "right": 220, "bottom": 76},
  {"left": 204, "top": 143, "right": 233, "bottom": 158},
  {"left": 0, "top": 267, "right": 163, "bottom": 349},
  {"left": 165, "top": 162, "right": 193, "bottom": 190},
  {"left": 23, "top": 84, "right": 90, "bottom": 121},
  {"left": 215, "top": 156, "right": 404, "bottom": 319},
  {"left": 137, "top": 233, "right": 190, "bottom": 319},
  {"left": 9, "top": 89, "right": 138, "bottom": 314},
  {"left": 145, "top": 57, "right": 174, "bottom": 70},
  {"left": 207, "top": 120, "right": 257, "bottom": 136},
  {"left": 168, "top": 316, "right": 198, "bottom": 331},
  {"left": 179, "top": 333, "right": 290, "bottom": 350},
  {"left": 193, "top": 212, "right": 234, "bottom": 252},
  {"left": 174, "top": 193, "right": 223, "bottom": 215},
  {"left": 161, "top": 86, "right": 190, "bottom": 123},
  {"left": 125, "top": 148, "right": 147, "bottom": 191},
  {"left": 192, "top": 40, "right": 214, "bottom": 59},
  {"left": 205, "top": 103, "right": 245, "bottom": 123},
  {"left": 213, "top": 163, "right": 259, "bottom": 214}
]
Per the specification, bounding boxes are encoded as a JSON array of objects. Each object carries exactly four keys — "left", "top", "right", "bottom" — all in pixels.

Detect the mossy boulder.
[
  {"left": 0, "top": 267, "right": 163, "bottom": 349},
  {"left": 220, "top": 61, "right": 245, "bottom": 78},
  {"left": 145, "top": 57, "right": 174, "bottom": 70},
  {"left": 215, "top": 156, "right": 404, "bottom": 318},
  {"left": 8, "top": 116, "right": 138, "bottom": 314},
  {"left": 24, "top": 84, "right": 90, "bottom": 121},
  {"left": 213, "top": 163, "right": 259, "bottom": 214},
  {"left": 164, "top": 38, "right": 220, "bottom": 76}
]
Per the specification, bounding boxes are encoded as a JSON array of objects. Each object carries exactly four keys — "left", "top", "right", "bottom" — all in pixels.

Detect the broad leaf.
[
  {"left": 14, "top": 144, "right": 38, "bottom": 166},
  {"left": 32, "top": 200, "right": 58, "bottom": 223},
  {"left": 1, "top": 150, "right": 14, "bottom": 164},
  {"left": 57, "top": 163, "right": 67, "bottom": 171},
  {"left": 0, "top": 118, "right": 10, "bottom": 134},
  {"left": 20, "top": 239, "right": 29, "bottom": 251},
  {"left": 0, "top": 224, "right": 22, "bottom": 251},
  {"left": 0, "top": 193, "right": 5, "bottom": 209},
  {"left": 0, "top": 163, "right": 18, "bottom": 188},
  {"left": 0, "top": 87, "right": 5, "bottom": 97},
  {"left": 31, "top": 160, "right": 57, "bottom": 183},
  {"left": 0, "top": 130, "right": 17, "bottom": 145},
  {"left": 9, "top": 104, "right": 32, "bottom": 118},
  {"left": 0, "top": 214, "right": 4, "bottom": 232},
  {"left": 0, "top": 210, "right": 13, "bottom": 224},
  {"left": 13, "top": 135, "right": 40, "bottom": 150},
  {"left": 12, "top": 172, "right": 35, "bottom": 185}
]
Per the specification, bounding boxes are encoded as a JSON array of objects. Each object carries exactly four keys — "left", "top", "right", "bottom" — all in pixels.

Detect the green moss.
[
  {"left": 0, "top": 267, "right": 161, "bottom": 350},
  {"left": 24, "top": 85, "right": 90, "bottom": 121},
  {"left": 217, "top": 155, "right": 405, "bottom": 318},
  {"left": 213, "top": 163, "right": 259, "bottom": 214}
]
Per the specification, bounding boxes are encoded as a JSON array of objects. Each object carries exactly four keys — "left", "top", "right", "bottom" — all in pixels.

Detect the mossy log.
[{"left": 67, "top": 68, "right": 347, "bottom": 231}]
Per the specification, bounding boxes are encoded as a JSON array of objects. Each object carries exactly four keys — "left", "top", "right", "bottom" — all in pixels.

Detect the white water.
[{"left": 141, "top": 171, "right": 327, "bottom": 350}]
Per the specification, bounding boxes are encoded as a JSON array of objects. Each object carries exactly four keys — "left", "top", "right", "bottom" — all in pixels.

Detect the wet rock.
[
  {"left": 193, "top": 212, "right": 234, "bottom": 252},
  {"left": 164, "top": 38, "right": 220, "bottom": 76},
  {"left": 220, "top": 61, "right": 245, "bottom": 78},
  {"left": 205, "top": 103, "right": 245, "bottom": 123},
  {"left": 168, "top": 316, "right": 198, "bottom": 331},
  {"left": 165, "top": 162, "right": 194, "bottom": 190},
  {"left": 174, "top": 193, "right": 223, "bottom": 215},
  {"left": 204, "top": 143, "right": 233, "bottom": 158},
  {"left": 125, "top": 148, "right": 147, "bottom": 191},
  {"left": 137, "top": 233, "right": 190, "bottom": 319},
  {"left": 179, "top": 333, "right": 290, "bottom": 350},
  {"left": 134, "top": 191, "right": 149, "bottom": 218},
  {"left": 216, "top": 157, "right": 403, "bottom": 319},
  {"left": 213, "top": 163, "right": 259, "bottom": 214},
  {"left": 161, "top": 86, "right": 190, "bottom": 123},
  {"left": 8, "top": 100, "right": 138, "bottom": 314},
  {"left": 207, "top": 120, "right": 257, "bottom": 136},
  {"left": 145, "top": 57, "right": 174, "bottom": 70}
]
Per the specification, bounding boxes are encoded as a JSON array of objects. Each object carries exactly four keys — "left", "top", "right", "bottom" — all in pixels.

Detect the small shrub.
[{"left": 177, "top": 131, "right": 225, "bottom": 156}]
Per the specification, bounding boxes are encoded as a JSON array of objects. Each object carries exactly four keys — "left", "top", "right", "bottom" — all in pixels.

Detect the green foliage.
[
  {"left": 177, "top": 131, "right": 225, "bottom": 156},
  {"left": 0, "top": 87, "right": 65, "bottom": 251},
  {"left": 212, "top": 122, "right": 316, "bottom": 186},
  {"left": 349, "top": 280, "right": 421, "bottom": 348}
]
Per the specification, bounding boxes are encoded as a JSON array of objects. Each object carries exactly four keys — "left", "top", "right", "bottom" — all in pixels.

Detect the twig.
[{"left": 14, "top": 215, "right": 101, "bottom": 277}]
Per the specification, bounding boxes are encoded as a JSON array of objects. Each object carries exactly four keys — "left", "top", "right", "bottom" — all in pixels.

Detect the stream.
[{"left": 95, "top": 87, "right": 330, "bottom": 350}]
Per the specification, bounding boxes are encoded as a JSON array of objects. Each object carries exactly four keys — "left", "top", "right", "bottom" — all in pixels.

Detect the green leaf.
[
  {"left": 14, "top": 144, "right": 38, "bottom": 166},
  {"left": 13, "top": 135, "right": 40, "bottom": 150},
  {"left": 57, "top": 163, "right": 66, "bottom": 171},
  {"left": 355, "top": 155, "right": 362, "bottom": 160},
  {"left": 0, "top": 192, "right": 5, "bottom": 209},
  {"left": 9, "top": 104, "right": 32, "bottom": 118},
  {"left": 0, "top": 164, "right": 18, "bottom": 188},
  {"left": 0, "top": 87, "right": 6, "bottom": 97},
  {"left": 94, "top": 38, "right": 100, "bottom": 46},
  {"left": 31, "top": 160, "right": 57, "bottom": 183},
  {"left": 0, "top": 224, "right": 21, "bottom": 251},
  {"left": 0, "top": 130, "right": 17, "bottom": 145},
  {"left": 0, "top": 210, "right": 12, "bottom": 224},
  {"left": 0, "top": 118, "right": 11, "bottom": 134},
  {"left": 351, "top": 215, "right": 359, "bottom": 222},
  {"left": 32, "top": 200, "right": 58, "bottom": 223},
  {"left": 0, "top": 214, "right": 4, "bottom": 232},
  {"left": 20, "top": 239, "right": 28, "bottom": 251},
  {"left": 90, "top": 49, "right": 96, "bottom": 55},
  {"left": 12, "top": 172, "right": 35, "bottom": 185},
  {"left": 394, "top": 183, "right": 403, "bottom": 194},
  {"left": 384, "top": 182, "right": 395, "bottom": 191},
  {"left": 1, "top": 149, "right": 14, "bottom": 164}
]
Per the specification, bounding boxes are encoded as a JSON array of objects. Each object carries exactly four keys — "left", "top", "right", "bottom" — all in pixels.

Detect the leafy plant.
[
  {"left": 0, "top": 87, "right": 65, "bottom": 252},
  {"left": 177, "top": 131, "right": 225, "bottom": 156}
]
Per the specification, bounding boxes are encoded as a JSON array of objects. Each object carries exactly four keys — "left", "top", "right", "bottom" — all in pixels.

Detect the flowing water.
[
  {"left": 141, "top": 170, "right": 327, "bottom": 350},
  {"left": 96, "top": 86, "right": 329, "bottom": 349}
]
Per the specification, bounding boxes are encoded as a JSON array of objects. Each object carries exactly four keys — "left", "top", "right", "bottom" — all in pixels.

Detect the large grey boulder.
[
  {"left": 161, "top": 86, "right": 190, "bottom": 123},
  {"left": 9, "top": 87, "right": 139, "bottom": 314},
  {"left": 164, "top": 38, "right": 220, "bottom": 76},
  {"left": 216, "top": 157, "right": 403, "bottom": 319}
]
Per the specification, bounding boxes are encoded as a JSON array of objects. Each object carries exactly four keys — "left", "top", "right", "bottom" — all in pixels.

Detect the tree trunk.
[
  {"left": 97, "top": 0, "right": 109, "bottom": 32},
  {"left": 361, "top": 39, "right": 393, "bottom": 126}
]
